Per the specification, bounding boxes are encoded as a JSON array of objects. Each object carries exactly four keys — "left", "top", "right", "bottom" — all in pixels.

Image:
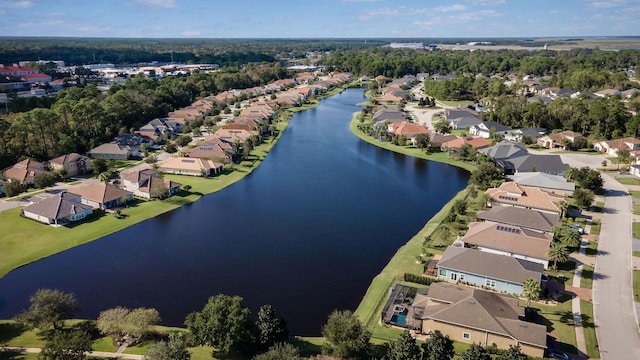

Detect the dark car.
[{"left": 547, "top": 349, "right": 572, "bottom": 360}]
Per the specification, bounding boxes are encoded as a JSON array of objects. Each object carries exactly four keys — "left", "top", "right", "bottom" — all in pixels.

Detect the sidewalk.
[{"left": 570, "top": 217, "right": 593, "bottom": 359}]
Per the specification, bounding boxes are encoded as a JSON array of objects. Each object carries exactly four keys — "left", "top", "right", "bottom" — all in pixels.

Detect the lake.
[{"left": 0, "top": 88, "right": 469, "bottom": 336}]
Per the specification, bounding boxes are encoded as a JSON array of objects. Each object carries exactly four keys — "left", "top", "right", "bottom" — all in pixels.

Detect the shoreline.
[
  {"left": 0, "top": 86, "right": 348, "bottom": 280},
  {"left": 348, "top": 115, "right": 473, "bottom": 331}
]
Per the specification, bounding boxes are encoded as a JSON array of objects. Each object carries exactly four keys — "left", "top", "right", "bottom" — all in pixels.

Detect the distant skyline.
[{"left": 0, "top": 0, "right": 639, "bottom": 38}]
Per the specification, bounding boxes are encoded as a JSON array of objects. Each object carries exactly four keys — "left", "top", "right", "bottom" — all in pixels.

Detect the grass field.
[
  {"left": 634, "top": 270, "right": 640, "bottom": 303},
  {"left": 580, "top": 265, "right": 594, "bottom": 289},
  {"left": 616, "top": 177, "right": 640, "bottom": 186},
  {"left": 580, "top": 299, "right": 599, "bottom": 359},
  {"left": 585, "top": 241, "right": 598, "bottom": 257},
  {"left": 589, "top": 220, "right": 601, "bottom": 236}
]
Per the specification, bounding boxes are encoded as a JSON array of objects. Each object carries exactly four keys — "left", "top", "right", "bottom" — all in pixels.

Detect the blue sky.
[{"left": 0, "top": 0, "right": 639, "bottom": 38}]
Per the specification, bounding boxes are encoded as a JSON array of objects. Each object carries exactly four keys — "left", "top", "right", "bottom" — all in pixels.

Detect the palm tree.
[
  {"left": 522, "top": 278, "right": 541, "bottom": 308},
  {"left": 548, "top": 242, "right": 569, "bottom": 270}
]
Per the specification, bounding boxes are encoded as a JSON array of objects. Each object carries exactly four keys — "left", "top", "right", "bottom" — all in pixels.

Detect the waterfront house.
[
  {"left": 461, "top": 221, "right": 552, "bottom": 269},
  {"left": 386, "top": 121, "right": 430, "bottom": 143},
  {"left": 184, "top": 138, "right": 233, "bottom": 163},
  {"left": 445, "top": 109, "right": 481, "bottom": 130},
  {"left": 507, "top": 172, "right": 575, "bottom": 195},
  {"left": 411, "top": 282, "right": 547, "bottom": 358},
  {"left": 22, "top": 192, "right": 93, "bottom": 226},
  {"left": 436, "top": 246, "right": 544, "bottom": 296},
  {"left": 158, "top": 157, "right": 223, "bottom": 177},
  {"left": 476, "top": 206, "right": 560, "bottom": 233},
  {"left": 69, "top": 183, "right": 133, "bottom": 210},
  {"left": 440, "top": 136, "right": 491, "bottom": 153},
  {"left": 120, "top": 168, "right": 181, "bottom": 199},
  {"left": 48, "top": 153, "right": 92, "bottom": 177},
  {"left": 485, "top": 182, "right": 566, "bottom": 217}
]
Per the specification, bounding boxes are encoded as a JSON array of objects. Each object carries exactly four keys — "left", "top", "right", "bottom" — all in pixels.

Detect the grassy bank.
[{"left": 0, "top": 92, "right": 342, "bottom": 279}]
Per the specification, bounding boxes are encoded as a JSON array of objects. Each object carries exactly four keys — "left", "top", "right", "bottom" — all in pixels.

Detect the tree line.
[{"left": 0, "top": 62, "right": 288, "bottom": 169}]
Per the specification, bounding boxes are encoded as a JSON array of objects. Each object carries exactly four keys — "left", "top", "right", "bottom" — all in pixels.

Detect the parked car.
[
  {"left": 547, "top": 349, "right": 572, "bottom": 360},
  {"left": 567, "top": 224, "right": 585, "bottom": 234}
]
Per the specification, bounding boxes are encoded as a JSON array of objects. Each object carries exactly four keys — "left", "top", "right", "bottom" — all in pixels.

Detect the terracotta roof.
[
  {"left": 462, "top": 221, "right": 552, "bottom": 260},
  {"left": 159, "top": 157, "right": 223, "bottom": 172},
  {"left": 69, "top": 183, "right": 133, "bottom": 204},
  {"left": 438, "top": 246, "right": 543, "bottom": 285},
  {"left": 598, "top": 137, "right": 640, "bottom": 151},
  {"left": 49, "top": 153, "right": 86, "bottom": 166},
  {"left": 485, "top": 182, "right": 566, "bottom": 214},
  {"left": 417, "top": 282, "right": 547, "bottom": 348},
  {"left": 3, "top": 159, "right": 47, "bottom": 183},
  {"left": 442, "top": 136, "right": 490, "bottom": 149},
  {"left": 388, "top": 121, "right": 430, "bottom": 136}
]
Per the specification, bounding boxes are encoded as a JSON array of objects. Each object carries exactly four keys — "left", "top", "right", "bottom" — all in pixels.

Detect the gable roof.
[
  {"left": 507, "top": 172, "right": 575, "bottom": 192},
  {"left": 486, "top": 182, "right": 566, "bottom": 214},
  {"left": 69, "top": 183, "right": 133, "bottom": 204},
  {"left": 462, "top": 221, "right": 552, "bottom": 260},
  {"left": 474, "top": 121, "right": 512, "bottom": 133},
  {"left": 23, "top": 192, "right": 93, "bottom": 221},
  {"left": 3, "top": 159, "right": 47, "bottom": 183},
  {"left": 49, "top": 153, "right": 87, "bottom": 166},
  {"left": 504, "top": 154, "right": 569, "bottom": 175},
  {"left": 388, "top": 121, "right": 430, "bottom": 136},
  {"left": 476, "top": 206, "right": 560, "bottom": 232},
  {"left": 479, "top": 141, "right": 528, "bottom": 160},
  {"left": 417, "top": 282, "right": 547, "bottom": 348},
  {"left": 438, "top": 246, "right": 543, "bottom": 285},
  {"left": 159, "top": 157, "right": 223, "bottom": 172},
  {"left": 597, "top": 137, "right": 640, "bottom": 151},
  {"left": 442, "top": 136, "right": 491, "bottom": 149}
]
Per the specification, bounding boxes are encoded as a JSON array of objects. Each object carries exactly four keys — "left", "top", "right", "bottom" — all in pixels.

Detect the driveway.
[{"left": 557, "top": 152, "right": 640, "bottom": 360}]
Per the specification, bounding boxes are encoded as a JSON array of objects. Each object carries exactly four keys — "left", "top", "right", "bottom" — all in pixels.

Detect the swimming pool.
[{"left": 391, "top": 313, "right": 407, "bottom": 326}]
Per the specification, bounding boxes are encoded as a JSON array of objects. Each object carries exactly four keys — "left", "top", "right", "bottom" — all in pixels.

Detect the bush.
[{"left": 403, "top": 273, "right": 440, "bottom": 286}]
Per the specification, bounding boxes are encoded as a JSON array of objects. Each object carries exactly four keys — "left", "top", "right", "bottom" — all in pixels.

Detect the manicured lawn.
[
  {"left": 629, "top": 190, "right": 640, "bottom": 198},
  {"left": 580, "top": 265, "right": 594, "bottom": 289},
  {"left": 634, "top": 204, "right": 640, "bottom": 215},
  {"left": 580, "top": 299, "right": 599, "bottom": 359},
  {"left": 589, "top": 220, "right": 601, "bottom": 236},
  {"left": 91, "top": 336, "right": 117, "bottom": 352},
  {"left": 0, "top": 122, "right": 290, "bottom": 279},
  {"left": 0, "top": 320, "right": 44, "bottom": 348},
  {"left": 526, "top": 294, "right": 578, "bottom": 354},
  {"left": 616, "top": 177, "right": 640, "bottom": 185},
  {"left": 546, "top": 261, "right": 577, "bottom": 287},
  {"left": 592, "top": 201, "right": 604, "bottom": 213},
  {"left": 633, "top": 251, "right": 640, "bottom": 257},
  {"left": 585, "top": 241, "right": 598, "bottom": 257},
  {"left": 634, "top": 270, "right": 640, "bottom": 303},
  {"left": 634, "top": 223, "right": 640, "bottom": 239}
]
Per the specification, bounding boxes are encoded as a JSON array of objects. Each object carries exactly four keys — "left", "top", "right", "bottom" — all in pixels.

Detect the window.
[
  {"left": 450, "top": 273, "right": 458, "bottom": 281},
  {"left": 459, "top": 274, "right": 465, "bottom": 281},
  {"left": 485, "top": 279, "right": 496, "bottom": 287},
  {"left": 439, "top": 268, "right": 447, "bottom": 276},
  {"left": 462, "top": 332, "right": 471, "bottom": 340}
]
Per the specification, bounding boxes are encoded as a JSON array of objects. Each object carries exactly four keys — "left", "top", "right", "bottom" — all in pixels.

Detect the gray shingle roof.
[
  {"left": 508, "top": 172, "right": 575, "bottom": 192},
  {"left": 23, "top": 192, "right": 93, "bottom": 220},
  {"left": 476, "top": 207, "right": 560, "bottom": 232}
]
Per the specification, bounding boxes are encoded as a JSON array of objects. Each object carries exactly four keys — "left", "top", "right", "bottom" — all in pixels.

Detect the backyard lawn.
[{"left": 526, "top": 294, "right": 578, "bottom": 354}]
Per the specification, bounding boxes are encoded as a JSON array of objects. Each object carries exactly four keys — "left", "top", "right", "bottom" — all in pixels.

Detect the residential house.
[
  {"left": 436, "top": 246, "right": 544, "bottom": 296},
  {"left": 595, "top": 88, "right": 621, "bottom": 98},
  {"left": 376, "top": 90, "right": 405, "bottom": 103},
  {"left": 593, "top": 137, "right": 640, "bottom": 156},
  {"left": 120, "top": 168, "right": 181, "bottom": 199},
  {"left": 69, "top": 183, "right": 133, "bottom": 210},
  {"left": 87, "top": 143, "right": 134, "bottom": 160},
  {"left": 387, "top": 121, "right": 430, "bottom": 144},
  {"left": 537, "top": 131, "right": 585, "bottom": 150},
  {"left": 372, "top": 108, "right": 406, "bottom": 125},
  {"left": 480, "top": 141, "right": 568, "bottom": 175},
  {"left": 476, "top": 206, "right": 561, "bottom": 233},
  {"left": 3, "top": 159, "right": 47, "bottom": 185},
  {"left": 445, "top": 109, "right": 481, "bottom": 130},
  {"left": 621, "top": 88, "right": 639, "bottom": 99},
  {"left": 214, "top": 128, "right": 259, "bottom": 144},
  {"left": 485, "top": 182, "right": 566, "bottom": 217},
  {"left": 48, "top": 153, "right": 91, "bottom": 177},
  {"left": 428, "top": 133, "right": 458, "bottom": 148},
  {"left": 22, "top": 192, "right": 93, "bottom": 226},
  {"left": 185, "top": 138, "right": 233, "bottom": 163},
  {"left": 138, "top": 118, "right": 183, "bottom": 142},
  {"left": 469, "top": 121, "right": 512, "bottom": 139},
  {"left": 411, "top": 282, "right": 547, "bottom": 358},
  {"left": 461, "top": 221, "right": 553, "bottom": 269},
  {"left": 158, "top": 157, "right": 223, "bottom": 177},
  {"left": 504, "top": 128, "right": 547, "bottom": 143},
  {"left": 507, "top": 172, "right": 575, "bottom": 195},
  {"left": 441, "top": 136, "right": 491, "bottom": 152}
]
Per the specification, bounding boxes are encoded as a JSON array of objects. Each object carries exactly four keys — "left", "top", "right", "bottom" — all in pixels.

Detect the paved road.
[{"left": 557, "top": 152, "right": 640, "bottom": 360}]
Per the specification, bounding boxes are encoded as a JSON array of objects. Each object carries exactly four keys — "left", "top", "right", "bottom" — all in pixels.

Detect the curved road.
[{"left": 557, "top": 153, "right": 640, "bottom": 360}]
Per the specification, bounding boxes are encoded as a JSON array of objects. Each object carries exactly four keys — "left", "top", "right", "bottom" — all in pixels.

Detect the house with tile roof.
[
  {"left": 428, "top": 133, "right": 458, "bottom": 148},
  {"left": 48, "top": 153, "right": 91, "bottom": 177},
  {"left": 120, "top": 168, "right": 181, "bottom": 199},
  {"left": 485, "top": 182, "right": 566, "bottom": 216},
  {"left": 436, "top": 246, "right": 544, "bottom": 296},
  {"left": 158, "top": 157, "right": 223, "bottom": 177},
  {"left": 3, "top": 159, "right": 48, "bottom": 185},
  {"left": 441, "top": 136, "right": 491, "bottom": 152},
  {"left": 22, "top": 192, "right": 93, "bottom": 226},
  {"left": 411, "top": 282, "right": 547, "bottom": 358},
  {"left": 461, "top": 221, "right": 553, "bottom": 269},
  {"left": 537, "top": 130, "right": 585, "bottom": 150},
  {"left": 507, "top": 172, "right": 575, "bottom": 195},
  {"left": 593, "top": 137, "right": 640, "bottom": 157},
  {"left": 185, "top": 138, "right": 233, "bottom": 163},
  {"left": 476, "top": 206, "right": 561, "bottom": 233},
  {"left": 387, "top": 121, "right": 430, "bottom": 143},
  {"left": 68, "top": 183, "right": 133, "bottom": 210}
]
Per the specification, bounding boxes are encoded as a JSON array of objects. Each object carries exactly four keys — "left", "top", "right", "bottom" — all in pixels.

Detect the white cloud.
[
  {"left": 133, "top": 0, "right": 176, "bottom": 8},
  {"left": 464, "top": 0, "right": 506, "bottom": 5},
  {"left": 434, "top": 4, "right": 467, "bottom": 12},
  {"left": 588, "top": 0, "right": 640, "bottom": 8},
  {"left": 2, "top": 0, "right": 34, "bottom": 9},
  {"left": 549, "top": 9, "right": 560, "bottom": 14}
]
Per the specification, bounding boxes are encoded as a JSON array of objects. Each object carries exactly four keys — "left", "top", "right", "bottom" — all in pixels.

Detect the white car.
[{"left": 567, "top": 224, "right": 584, "bottom": 235}]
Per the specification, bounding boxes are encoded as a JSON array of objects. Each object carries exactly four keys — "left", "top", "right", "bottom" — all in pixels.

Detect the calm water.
[{"left": 0, "top": 89, "right": 469, "bottom": 335}]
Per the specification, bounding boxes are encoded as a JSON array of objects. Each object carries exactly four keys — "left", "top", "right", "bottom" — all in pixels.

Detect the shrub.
[{"left": 403, "top": 273, "right": 440, "bottom": 286}]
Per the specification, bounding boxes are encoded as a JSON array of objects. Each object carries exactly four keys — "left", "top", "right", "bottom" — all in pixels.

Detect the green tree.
[
  {"left": 321, "top": 310, "right": 371, "bottom": 360},
  {"left": 253, "top": 343, "right": 301, "bottom": 360},
  {"left": 15, "top": 289, "right": 78, "bottom": 331},
  {"left": 33, "top": 172, "right": 58, "bottom": 189},
  {"left": 386, "top": 330, "right": 421, "bottom": 360},
  {"left": 496, "top": 345, "right": 528, "bottom": 360},
  {"left": 414, "top": 133, "right": 431, "bottom": 151},
  {"left": 185, "top": 294, "right": 254, "bottom": 355},
  {"left": 548, "top": 242, "right": 570, "bottom": 270},
  {"left": 573, "top": 188, "right": 595, "bottom": 210},
  {"left": 97, "top": 306, "right": 130, "bottom": 342},
  {"left": 90, "top": 158, "right": 108, "bottom": 174},
  {"left": 175, "top": 135, "right": 193, "bottom": 147},
  {"left": 144, "top": 332, "right": 191, "bottom": 360},
  {"left": 567, "top": 166, "right": 603, "bottom": 192},
  {"left": 522, "top": 278, "right": 541, "bottom": 308},
  {"left": 553, "top": 226, "right": 582, "bottom": 248},
  {"left": 422, "top": 330, "right": 454, "bottom": 360},
  {"left": 458, "top": 143, "right": 477, "bottom": 161},
  {"left": 433, "top": 119, "right": 452, "bottom": 134},
  {"left": 4, "top": 180, "right": 26, "bottom": 197},
  {"left": 39, "top": 330, "right": 92, "bottom": 360},
  {"left": 255, "top": 304, "right": 289, "bottom": 350},
  {"left": 469, "top": 162, "right": 504, "bottom": 190},
  {"left": 460, "top": 343, "right": 491, "bottom": 360},
  {"left": 616, "top": 148, "right": 633, "bottom": 170},
  {"left": 125, "top": 308, "right": 161, "bottom": 340}
]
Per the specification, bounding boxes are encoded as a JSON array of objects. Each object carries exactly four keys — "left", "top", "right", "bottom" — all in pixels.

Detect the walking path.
[
  {"left": 1, "top": 346, "right": 144, "bottom": 359},
  {"left": 571, "top": 222, "right": 591, "bottom": 358}
]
